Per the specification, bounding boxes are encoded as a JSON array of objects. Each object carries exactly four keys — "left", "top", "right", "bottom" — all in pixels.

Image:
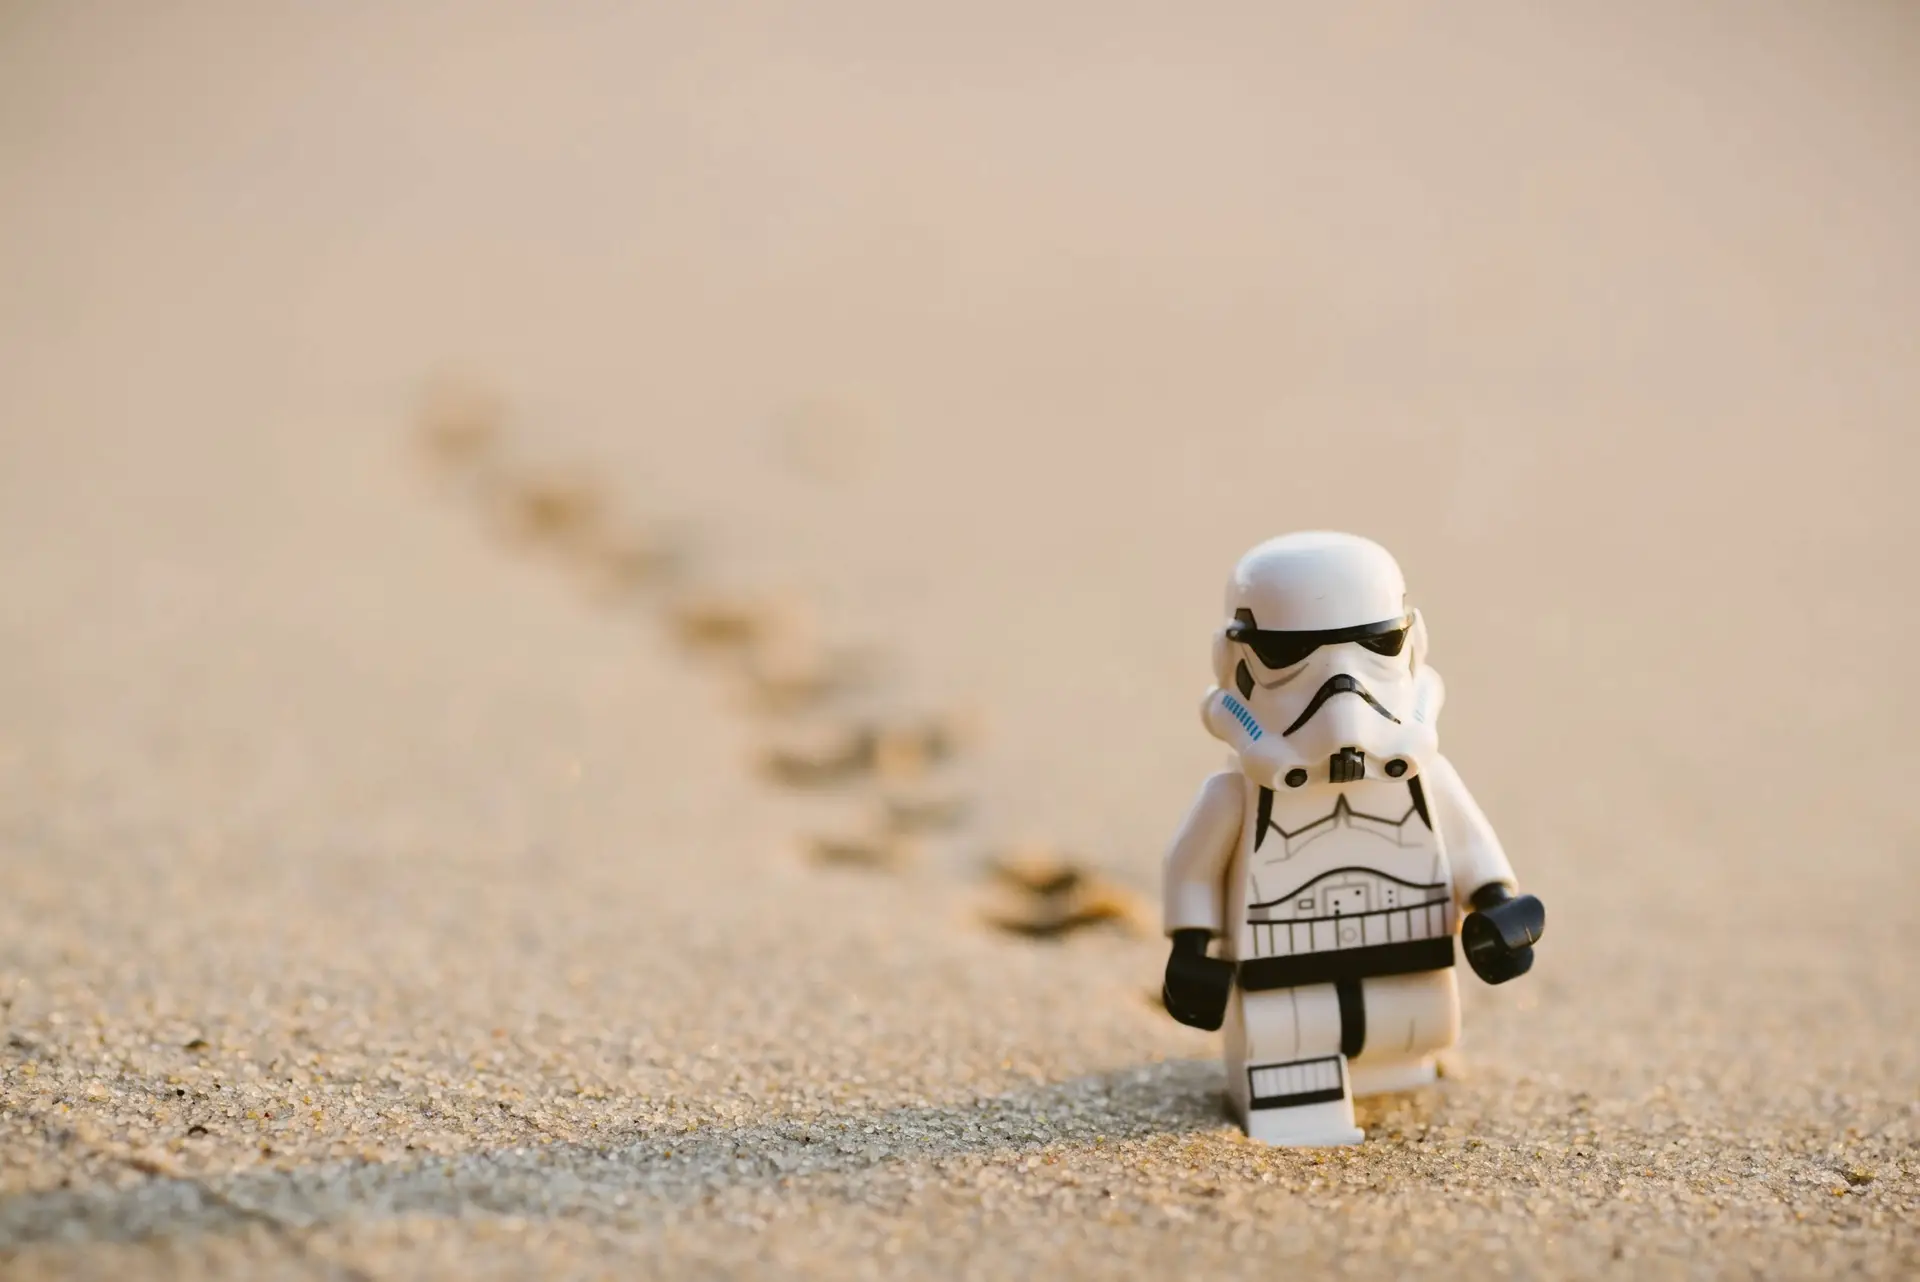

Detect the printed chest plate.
[{"left": 1231, "top": 778, "right": 1457, "bottom": 990}]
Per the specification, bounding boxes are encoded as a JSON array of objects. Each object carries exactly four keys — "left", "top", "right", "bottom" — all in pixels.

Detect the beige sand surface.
[{"left": 2, "top": 2, "right": 1917, "bottom": 1277}]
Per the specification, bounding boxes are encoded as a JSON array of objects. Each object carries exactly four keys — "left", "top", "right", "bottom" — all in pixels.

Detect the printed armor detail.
[{"left": 1237, "top": 784, "right": 1456, "bottom": 991}]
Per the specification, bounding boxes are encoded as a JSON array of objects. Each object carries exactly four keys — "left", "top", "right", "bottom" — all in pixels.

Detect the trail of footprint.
[
  {"left": 417, "top": 386, "right": 963, "bottom": 852},
  {"left": 414, "top": 382, "right": 1145, "bottom": 942}
]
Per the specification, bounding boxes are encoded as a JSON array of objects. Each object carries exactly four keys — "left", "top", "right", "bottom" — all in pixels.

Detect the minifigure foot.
[
  {"left": 1241, "top": 1097, "right": 1365, "bottom": 1148},
  {"left": 1348, "top": 1054, "right": 1438, "bottom": 1098}
]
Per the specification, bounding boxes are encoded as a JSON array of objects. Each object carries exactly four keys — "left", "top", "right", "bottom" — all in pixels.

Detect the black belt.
[{"left": 1237, "top": 937, "right": 1454, "bottom": 991}]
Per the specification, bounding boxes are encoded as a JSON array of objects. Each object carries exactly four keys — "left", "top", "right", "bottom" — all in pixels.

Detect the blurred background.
[{"left": 1, "top": 2, "right": 1916, "bottom": 1277}]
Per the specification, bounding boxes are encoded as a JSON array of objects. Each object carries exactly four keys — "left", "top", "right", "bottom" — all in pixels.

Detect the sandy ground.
[{"left": 2, "top": 2, "right": 1918, "bottom": 1278}]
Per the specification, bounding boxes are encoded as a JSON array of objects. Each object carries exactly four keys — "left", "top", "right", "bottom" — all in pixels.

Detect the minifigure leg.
[
  {"left": 1225, "top": 983, "right": 1363, "bottom": 1147},
  {"left": 1347, "top": 968, "right": 1461, "bottom": 1098}
]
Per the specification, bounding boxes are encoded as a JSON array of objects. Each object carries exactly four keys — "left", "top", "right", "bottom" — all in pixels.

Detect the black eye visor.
[{"left": 1226, "top": 611, "right": 1412, "bottom": 670}]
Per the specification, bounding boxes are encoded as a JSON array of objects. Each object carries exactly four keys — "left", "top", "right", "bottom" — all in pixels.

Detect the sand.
[{"left": 1, "top": 2, "right": 1916, "bottom": 1277}]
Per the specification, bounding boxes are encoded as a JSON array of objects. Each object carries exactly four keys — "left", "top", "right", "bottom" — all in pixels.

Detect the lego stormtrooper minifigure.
[{"left": 1161, "top": 531, "right": 1544, "bottom": 1147}]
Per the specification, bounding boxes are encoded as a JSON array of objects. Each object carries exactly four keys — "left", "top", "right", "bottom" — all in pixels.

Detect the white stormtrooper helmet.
[{"left": 1200, "top": 531, "right": 1444, "bottom": 790}]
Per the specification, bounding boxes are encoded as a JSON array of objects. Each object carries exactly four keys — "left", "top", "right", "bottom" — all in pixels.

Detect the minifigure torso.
[{"left": 1224, "top": 776, "right": 1456, "bottom": 985}]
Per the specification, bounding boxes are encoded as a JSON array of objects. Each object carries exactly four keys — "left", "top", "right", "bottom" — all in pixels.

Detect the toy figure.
[{"left": 1160, "top": 531, "right": 1544, "bottom": 1146}]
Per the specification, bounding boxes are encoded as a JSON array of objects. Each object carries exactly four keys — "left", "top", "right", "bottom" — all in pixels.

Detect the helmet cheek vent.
[{"left": 1235, "top": 660, "right": 1255, "bottom": 700}]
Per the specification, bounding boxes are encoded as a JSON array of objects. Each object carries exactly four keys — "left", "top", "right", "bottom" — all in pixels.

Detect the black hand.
[
  {"left": 1162, "top": 929, "right": 1234, "bottom": 1031},
  {"left": 1461, "top": 884, "right": 1545, "bottom": 986}
]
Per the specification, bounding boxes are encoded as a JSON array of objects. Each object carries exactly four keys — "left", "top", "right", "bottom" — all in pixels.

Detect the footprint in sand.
[
  {"left": 983, "top": 844, "right": 1154, "bottom": 941},
  {"left": 760, "top": 714, "right": 969, "bottom": 788},
  {"left": 418, "top": 381, "right": 504, "bottom": 469}
]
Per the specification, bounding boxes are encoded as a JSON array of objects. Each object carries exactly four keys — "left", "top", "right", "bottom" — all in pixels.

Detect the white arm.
[
  {"left": 1161, "top": 771, "right": 1246, "bottom": 936},
  {"left": 1422, "top": 754, "right": 1517, "bottom": 910}
]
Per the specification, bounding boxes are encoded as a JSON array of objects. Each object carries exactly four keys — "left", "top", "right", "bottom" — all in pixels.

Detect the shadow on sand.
[{"left": 1, "top": 1058, "right": 1322, "bottom": 1250}]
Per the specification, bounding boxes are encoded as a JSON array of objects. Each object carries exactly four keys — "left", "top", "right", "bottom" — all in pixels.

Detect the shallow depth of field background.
[{"left": 1, "top": 3, "right": 1916, "bottom": 1279}]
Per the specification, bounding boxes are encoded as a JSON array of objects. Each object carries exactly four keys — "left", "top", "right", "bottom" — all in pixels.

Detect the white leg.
[
  {"left": 1226, "top": 984, "right": 1364, "bottom": 1147},
  {"left": 1347, "top": 968, "right": 1460, "bottom": 1098}
]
